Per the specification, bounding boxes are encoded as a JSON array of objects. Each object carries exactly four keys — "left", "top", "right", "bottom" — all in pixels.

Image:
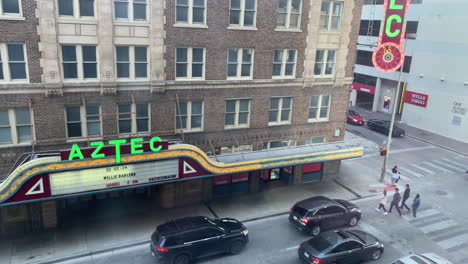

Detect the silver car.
[{"left": 392, "top": 253, "right": 452, "bottom": 264}]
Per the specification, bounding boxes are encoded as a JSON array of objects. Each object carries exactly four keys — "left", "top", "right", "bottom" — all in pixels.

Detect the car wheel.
[
  {"left": 173, "top": 254, "right": 190, "bottom": 264},
  {"left": 309, "top": 225, "right": 321, "bottom": 236},
  {"left": 371, "top": 249, "right": 382, "bottom": 260},
  {"left": 229, "top": 240, "right": 245, "bottom": 255},
  {"left": 348, "top": 216, "right": 358, "bottom": 227}
]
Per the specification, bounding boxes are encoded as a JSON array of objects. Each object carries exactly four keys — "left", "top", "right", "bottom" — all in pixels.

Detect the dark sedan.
[
  {"left": 367, "top": 119, "right": 406, "bottom": 137},
  {"left": 289, "top": 196, "right": 362, "bottom": 236},
  {"left": 298, "top": 230, "right": 384, "bottom": 264}
]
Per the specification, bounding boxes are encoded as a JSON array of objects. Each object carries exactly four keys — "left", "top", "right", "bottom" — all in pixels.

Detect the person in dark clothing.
[
  {"left": 389, "top": 188, "right": 402, "bottom": 216},
  {"left": 400, "top": 184, "right": 411, "bottom": 211},
  {"left": 412, "top": 194, "right": 421, "bottom": 218}
]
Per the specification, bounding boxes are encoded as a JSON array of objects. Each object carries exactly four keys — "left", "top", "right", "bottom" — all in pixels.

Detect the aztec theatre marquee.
[{"left": 0, "top": 136, "right": 363, "bottom": 233}]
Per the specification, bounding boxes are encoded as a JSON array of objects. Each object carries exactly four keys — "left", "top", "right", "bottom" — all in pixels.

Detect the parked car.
[
  {"left": 347, "top": 110, "right": 365, "bottom": 125},
  {"left": 367, "top": 119, "right": 406, "bottom": 137},
  {"left": 391, "top": 253, "right": 453, "bottom": 264},
  {"left": 289, "top": 196, "right": 362, "bottom": 236},
  {"left": 298, "top": 230, "right": 384, "bottom": 264},
  {"left": 150, "top": 216, "right": 249, "bottom": 264}
]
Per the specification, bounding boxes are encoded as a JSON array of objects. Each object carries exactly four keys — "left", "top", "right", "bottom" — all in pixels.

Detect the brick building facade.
[{"left": 0, "top": 0, "right": 363, "bottom": 234}]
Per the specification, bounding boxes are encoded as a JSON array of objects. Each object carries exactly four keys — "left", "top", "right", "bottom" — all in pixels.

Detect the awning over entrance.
[{"left": 0, "top": 142, "right": 363, "bottom": 207}]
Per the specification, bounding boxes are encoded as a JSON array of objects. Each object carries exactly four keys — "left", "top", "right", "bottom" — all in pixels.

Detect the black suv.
[
  {"left": 289, "top": 196, "right": 362, "bottom": 236},
  {"left": 150, "top": 216, "right": 249, "bottom": 264}
]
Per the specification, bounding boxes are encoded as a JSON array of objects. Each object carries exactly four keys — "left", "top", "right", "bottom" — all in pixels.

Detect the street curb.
[
  {"left": 404, "top": 134, "right": 468, "bottom": 157},
  {"left": 333, "top": 179, "right": 362, "bottom": 198}
]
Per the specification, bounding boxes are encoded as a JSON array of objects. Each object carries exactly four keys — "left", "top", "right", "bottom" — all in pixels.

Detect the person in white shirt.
[{"left": 376, "top": 190, "right": 389, "bottom": 215}]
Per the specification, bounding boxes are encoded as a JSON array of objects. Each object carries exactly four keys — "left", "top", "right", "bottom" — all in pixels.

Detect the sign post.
[{"left": 372, "top": 0, "right": 411, "bottom": 183}]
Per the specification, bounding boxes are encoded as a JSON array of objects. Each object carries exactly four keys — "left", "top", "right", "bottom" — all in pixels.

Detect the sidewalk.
[
  {"left": 349, "top": 106, "right": 468, "bottom": 156},
  {"left": 0, "top": 132, "right": 383, "bottom": 264}
]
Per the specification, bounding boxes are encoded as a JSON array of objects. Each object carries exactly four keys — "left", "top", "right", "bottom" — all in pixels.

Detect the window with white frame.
[
  {"left": 267, "top": 140, "right": 296, "bottom": 149},
  {"left": 320, "top": 1, "right": 343, "bottom": 30},
  {"left": 268, "top": 97, "right": 292, "bottom": 125},
  {"left": 0, "top": 0, "right": 21, "bottom": 17},
  {"left": 0, "top": 108, "right": 32, "bottom": 145},
  {"left": 62, "top": 45, "right": 97, "bottom": 80},
  {"left": 227, "top": 48, "right": 253, "bottom": 79},
  {"left": 176, "top": 47, "right": 205, "bottom": 79},
  {"left": 314, "top": 49, "right": 336, "bottom": 77},
  {"left": 0, "top": 44, "right": 27, "bottom": 82},
  {"left": 176, "top": 0, "right": 205, "bottom": 25},
  {"left": 176, "top": 101, "right": 203, "bottom": 132},
  {"left": 305, "top": 136, "right": 326, "bottom": 145},
  {"left": 118, "top": 103, "right": 149, "bottom": 134},
  {"left": 225, "top": 99, "right": 250, "bottom": 129},
  {"left": 66, "top": 105, "right": 101, "bottom": 138},
  {"left": 229, "top": 0, "right": 256, "bottom": 27},
  {"left": 114, "top": 0, "right": 147, "bottom": 21},
  {"left": 220, "top": 144, "right": 252, "bottom": 154},
  {"left": 58, "top": 0, "right": 95, "bottom": 17},
  {"left": 308, "top": 95, "right": 331, "bottom": 121},
  {"left": 272, "top": 49, "right": 297, "bottom": 78},
  {"left": 116, "top": 46, "right": 148, "bottom": 79},
  {"left": 276, "top": 0, "right": 302, "bottom": 29}
]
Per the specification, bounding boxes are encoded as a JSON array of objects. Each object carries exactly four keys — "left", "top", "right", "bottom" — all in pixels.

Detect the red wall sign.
[
  {"left": 373, "top": 0, "right": 410, "bottom": 72},
  {"left": 404, "top": 91, "right": 428, "bottom": 107},
  {"left": 352, "top": 82, "right": 376, "bottom": 94}
]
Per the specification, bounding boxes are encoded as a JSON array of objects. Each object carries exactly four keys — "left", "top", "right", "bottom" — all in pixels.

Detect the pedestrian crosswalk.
[
  {"left": 403, "top": 207, "right": 468, "bottom": 258},
  {"left": 389, "top": 156, "right": 468, "bottom": 182}
]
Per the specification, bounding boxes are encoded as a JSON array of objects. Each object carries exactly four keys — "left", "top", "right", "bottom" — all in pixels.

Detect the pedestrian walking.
[
  {"left": 376, "top": 190, "right": 388, "bottom": 215},
  {"left": 391, "top": 166, "right": 400, "bottom": 185},
  {"left": 412, "top": 194, "right": 421, "bottom": 218},
  {"left": 388, "top": 188, "right": 402, "bottom": 216},
  {"left": 400, "top": 184, "right": 411, "bottom": 211}
]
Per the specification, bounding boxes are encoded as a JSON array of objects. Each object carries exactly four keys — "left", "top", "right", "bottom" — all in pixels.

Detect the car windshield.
[
  {"left": 307, "top": 236, "right": 333, "bottom": 252},
  {"left": 349, "top": 110, "right": 358, "bottom": 116},
  {"left": 292, "top": 206, "right": 308, "bottom": 217}
]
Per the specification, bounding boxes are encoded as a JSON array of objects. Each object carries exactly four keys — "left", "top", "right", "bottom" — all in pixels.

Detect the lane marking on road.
[
  {"left": 421, "top": 162, "right": 453, "bottom": 174},
  {"left": 357, "top": 221, "right": 410, "bottom": 255},
  {"left": 419, "top": 220, "right": 458, "bottom": 234},
  {"left": 437, "top": 233, "right": 468, "bottom": 250},
  {"left": 442, "top": 159, "right": 467, "bottom": 169},
  {"left": 403, "top": 208, "right": 440, "bottom": 221},
  {"left": 286, "top": 246, "right": 299, "bottom": 251},
  {"left": 408, "top": 164, "right": 436, "bottom": 175},
  {"left": 430, "top": 160, "right": 465, "bottom": 173},
  {"left": 397, "top": 167, "right": 424, "bottom": 178}
]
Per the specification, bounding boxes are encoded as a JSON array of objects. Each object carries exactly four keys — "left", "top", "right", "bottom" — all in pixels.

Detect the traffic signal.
[{"left": 380, "top": 147, "right": 387, "bottom": 156}]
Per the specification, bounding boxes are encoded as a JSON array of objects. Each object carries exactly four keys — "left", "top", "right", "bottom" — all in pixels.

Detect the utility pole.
[{"left": 379, "top": 53, "right": 405, "bottom": 183}]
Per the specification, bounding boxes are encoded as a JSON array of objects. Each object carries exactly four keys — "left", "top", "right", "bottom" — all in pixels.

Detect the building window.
[
  {"left": 268, "top": 97, "right": 292, "bottom": 125},
  {"left": 227, "top": 48, "right": 253, "bottom": 79},
  {"left": 0, "top": 0, "right": 21, "bottom": 16},
  {"left": 58, "top": 0, "right": 95, "bottom": 17},
  {"left": 62, "top": 45, "right": 97, "bottom": 80},
  {"left": 230, "top": 0, "right": 256, "bottom": 27},
  {"left": 358, "top": 20, "right": 381, "bottom": 37},
  {"left": 308, "top": 95, "right": 330, "bottom": 121},
  {"left": 305, "top": 136, "right": 325, "bottom": 145},
  {"left": 320, "top": 1, "right": 343, "bottom": 30},
  {"left": 114, "top": 0, "right": 147, "bottom": 21},
  {"left": 314, "top": 49, "right": 336, "bottom": 77},
  {"left": 176, "top": 0, "right": 205, "bottom": 25},
  {"left": 118, "top": 103, "right": 149, "bottom": 134},
  {"left": 176, "top": 47, "right": 205, "bottom": 80},
  {"left": 0, "top": 108, "right": 32, "bottom": 145},
  {"left": 272, "top": 49, "right": 297, "bottom": 78},
  {"left": 66, "top": 105, "right": 101, "bottom": 138},
  {"left": 267, "top": 140, "right": 296, "bottom": 149},
  {"left": 0, "top": 44, "right": 27, "bottom": 82},
  {"left": 176, "top": 101, "right": 203, "bottom": 132},
  {"left": 225, "top": 99, "right": 250, "bottom": 129},
  {"left": 220, "top": 144, "right": 252, "bottom": 154},
  {"left": 116, "top": 46, "right": 148, "bottom": 79},
  {"left": 276, "top": 0, "right": 302, "bottom": 29},
  {"left": 405, "top": 21, "right": 418, "bottom": 39}
]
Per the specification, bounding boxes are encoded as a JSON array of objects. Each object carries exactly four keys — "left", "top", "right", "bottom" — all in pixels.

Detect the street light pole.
[{"left": 379, "top": 53, "right": 405, "bottom": 183}]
